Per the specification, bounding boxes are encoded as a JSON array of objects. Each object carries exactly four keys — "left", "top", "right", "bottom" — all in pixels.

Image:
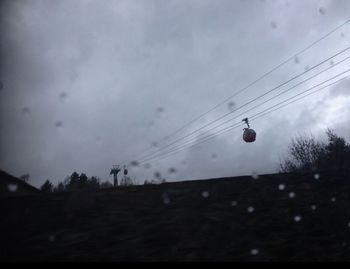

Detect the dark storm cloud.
[{"left": 1, "top": 0, "right": 350, "bottom": 187}]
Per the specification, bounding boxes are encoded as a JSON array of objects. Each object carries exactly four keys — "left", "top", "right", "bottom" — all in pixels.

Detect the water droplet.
[
  {"left": 21, "top": 107, "right": 30, "bottom": 115},
  {"left": 311, "top": 205, "right": 317, "bottom": 211},
  {"left": 231, "top": 200, "right": 238, "bottom": 207},
  {"left": 144, "top": 163, "right": 151, "bottom": 169},
  {"left": 304, "top": 65, "right": 310, "bottom": 71},
  {"left": 329, "top": 60, "right": 334, "bottom": 66},
  {"left": 151, "top": 142, "right": 158, "bottom": 147},
  {"left": 270, "top": 21, "right": 277, "bottom": 29},
  {"left": 331, "top": 197, "right": 336, "bottom": 203},
  {"left": 294, "top": 56, "right": 300, "bottom": 64},
  {"left": 162, "top": 193, "right": 170, "bottom": 205},
  {"left": 154, "top": 171, "right": 161, "bottom": 179},
  {"left": 130, "top": 160, "right": 139, "bottom": 167},
  {"left": 294, "top": 215, "right": 302, "bottom": 222},
  {"left": 0, "top": 80, "right": 3, "bottom": 91},
  {"left": 55, "top": 121, "right": 63, "bottom": 128},
  {"left": 228, "top": 101, "right": 236, "bottom": 111},
  {"left": 157, "top": 107, "right": 165, "bottom": 114},
  {"left": 94, "top": 136, "right": 102, "bottom": 145},
  {"left": 348, "top": 222, "right": 350, "bottom": 228},
  {"left": 251, "top": 172, "right": 259, "bottom": 180},
  {"left": 201, "top": 191, "right": 209, "bottom": 198},
  {"left": 211, "top": 153, "right": 217, "bottom": 159},
  {"left": 341, "top": 33, "right": 345, "bottom": 38},
  {"left": 168, "top": 167, "right": 176, "bottom": 174},
  {"left": 59, "top": 92, "right": 68, "bottom": 103},
  {"left": 319, "top": 7, "right": 326, "bottom": 15},
  {"left": 49, "top": 235, "right": 55, "bottom": 242},
  {"left": 342, "top": 242, "right": 347, "bottom": 247},
  {"left": 247, "top": 206, "right": 255, "bottom": 213},
  {"left": 278, "top": 184, "right": 285, "bottom": 191},
  {"left": 8, "top": 183, "right": 18, "bottom": 192},
  {"left": 250, "top": 248, "right": 259, "bottom": 256},
  {"left": 289, "top": 192, "right": 295, "bottom": 198},
  {"left": 314, "top": 173, "right": 320, "bottom": 180}
]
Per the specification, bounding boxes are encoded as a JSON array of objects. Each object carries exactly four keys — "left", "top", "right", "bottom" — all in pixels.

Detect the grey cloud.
[{"left": 1, "top": 0, "right": 350, "bottom": 187}]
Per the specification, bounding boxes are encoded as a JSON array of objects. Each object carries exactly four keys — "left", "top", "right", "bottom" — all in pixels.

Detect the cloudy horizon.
[{"left": 1, "top": 0, "right": 350, "bottom": 188}]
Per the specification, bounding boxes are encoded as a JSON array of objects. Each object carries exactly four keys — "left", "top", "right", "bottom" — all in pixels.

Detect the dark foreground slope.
[{"left": 1, "top": 171, "right": 350, "bottom": 261}]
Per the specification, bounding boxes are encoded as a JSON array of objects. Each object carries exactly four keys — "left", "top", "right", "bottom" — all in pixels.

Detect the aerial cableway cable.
[
  {"left": 123, "top": 19, "right": 350, "bottom": 165},
  {"left": 137, "top": 70, "right": 350, "bottom": 164},
  {"left": 137, "top": 53, "right": 350, "bottom": 161},
  {"left": 136, "top": 48, "right": 350, "bottom": 163}
]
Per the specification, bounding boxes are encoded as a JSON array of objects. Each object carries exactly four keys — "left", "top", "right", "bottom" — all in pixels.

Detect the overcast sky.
[{"left": 1, "top": 0, "right": 350, "bottom": 187}]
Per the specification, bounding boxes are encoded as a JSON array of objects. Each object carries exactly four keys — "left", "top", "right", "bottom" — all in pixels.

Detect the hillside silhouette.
[{"left": 1, "top": 170, "right": 350, "bottom": 261}]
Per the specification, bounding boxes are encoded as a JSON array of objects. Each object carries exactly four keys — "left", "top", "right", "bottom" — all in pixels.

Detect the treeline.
[{"left": 40, "top": 172, "right": 115, "bottom": 193}]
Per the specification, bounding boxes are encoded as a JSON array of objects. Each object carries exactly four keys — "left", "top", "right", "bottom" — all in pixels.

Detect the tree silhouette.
[
  {"left": 40, "top": 180, "right": 53, "bottom": 193},
  {"left": 281, "top": 129, "right": 350, "bottom": 173},
  {"left": 19, "top": 174, "right": 30, "bottom": 183}
]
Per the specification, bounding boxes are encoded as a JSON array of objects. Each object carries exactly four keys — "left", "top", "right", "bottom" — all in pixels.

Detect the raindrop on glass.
[
  {"left": 59, "top": 92, "right": 68, "bottom": 103},
  {"left": 151, "top": 142, "right": 158, "bottom": 147},
  {"left": 211, "top": 153, "right": 217, "bottom": 159},
  {"left": 8, "top": 183, "right": 18, "bottom": 192},
  {"left": 314, "top": 173, "right": 320, "bottom": 180},
  {"left": 157, "top": 107, "right": 165, "bottom": 114},
  {"left": 341, "top": 33, "right": 345, "bottom": 38},
  {"left": 162, "top": 193, "right": 170, "bottom": 205},
  {"left": 201, "top": 191, "right": 210, "bottom": 198},
  {"left": 247, "top": 206, "right": 255, "bottom": 213},
  {"left": 294, "top": 215, "right": 302, "bottom": 222},
  {"left": 289, "top": 192, "right": 295, "bottom": 198},
  {"left": 231, "top": 200, "right": 238, "bottom": 207},
  {"left": 278, "top": 184, "right": 285, "bottom": 191},
  {"left": 21, "top": 107, "right": 31, "bottom": 115},
  {"left": 331, "top": 197, "right": 336, "bottom": 203},
  {"left": 94, "top": 136, "right": 102, "bottom": 145},
  {"left": 294, "top": 56, "right": 300, "bottom": 64},
  {"left": 228, "top": 101, "right": 235, "bottom": 111},
  {"left": 251, "top": 172, "right": 259, "bottom": 180},
  {"left": 55, "top": 121, "right": 63, "bottom": 128},
  {"left": 251, "top": 248, "right": 259, "bottom": 256},
  {"left": 348, "top": 222, "right": 350, "bottom": 228},
  {"left": 0, "top": 80, "right": 3, "bottom": 91},
  {"left": 270, "top": 21, "right": 277, "bottom": 29},
  {"left": 168, "top": 167, "right": 176, "bottom": 174},
  {"left": 329, "top": 60, "right": 334, "bottom": 66},
  {"left": 49, "top": 235, "right": 55, "bottom": 242},
  {"left": 304, "top": 65, "right": 310, "bottom": 71},
  {"left": 144, "top": 163, "right": 151, "bottom": 169},
  {"left": 319, "top": 7, "right": 326, "bottom": 15},
  {"left": 130, "top": 160, "right": 139, "bottom": 167},
  {"left": 154, "top": 171, "right": 161, "bottom": 179},
  {"left": 311, "top": 205, "right": 317, "bottom": 211}
]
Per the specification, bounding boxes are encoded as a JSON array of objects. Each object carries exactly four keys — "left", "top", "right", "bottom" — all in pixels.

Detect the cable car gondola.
[{"left": 242, "top": 118, "right": 256, "bottom": 143}]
